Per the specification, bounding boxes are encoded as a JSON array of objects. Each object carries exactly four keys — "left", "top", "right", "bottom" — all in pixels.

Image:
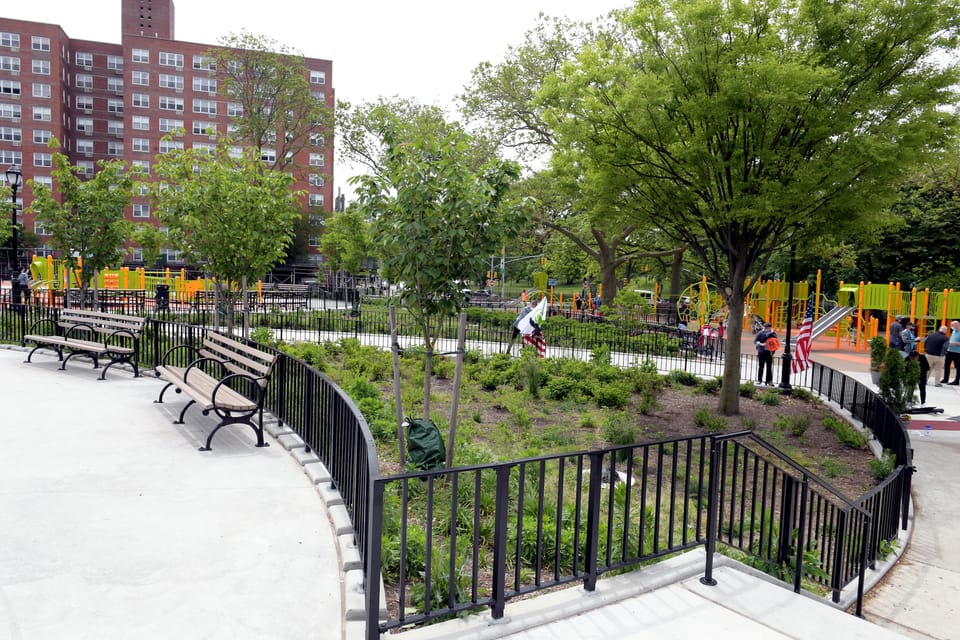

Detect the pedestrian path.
[{"left": 0, "top": 346, "right": 343, "bottom": 640}]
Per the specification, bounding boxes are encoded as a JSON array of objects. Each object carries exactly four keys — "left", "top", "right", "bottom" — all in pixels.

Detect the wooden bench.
[
  {"left": 154, "top": 331, "right": 278, "bottom": 451},
  {"left": 22, "top": 308, "right": 146, "bottom": 379}
]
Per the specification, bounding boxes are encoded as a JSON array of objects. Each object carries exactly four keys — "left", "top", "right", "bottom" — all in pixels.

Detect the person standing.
[
  {"left": 17, "top": 267, "right": 30, "bottom": 304},
  {"left": 755, "top": 322, "right": 778, "bottom": 385},
  {"left": 888, "top": 315, "right": 904, "bottom": 351},
  {"left": 907, "top": 350, "right": 930, "bottom": 406},
  {"left": 942, "top": 321, "right": 960, "bottom": 385},
  {"left": 925, "top": 325, "right": 948, "bottom": 387},
  {"left": 900, "top": 321, "right": 918, "bottom": 356}
]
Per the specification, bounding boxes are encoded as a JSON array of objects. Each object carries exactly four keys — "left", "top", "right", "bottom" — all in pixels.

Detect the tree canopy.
[
  {"left": 540, "top": 0, "right": 960, "bottom": 413},
  {"left": 26, "top": 142, "right": 134, "bottom": 294}
]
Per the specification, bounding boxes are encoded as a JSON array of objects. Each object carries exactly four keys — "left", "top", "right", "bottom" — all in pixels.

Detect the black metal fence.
[{"left": 0, "top": 302, "right": 912, "bottom": 638}]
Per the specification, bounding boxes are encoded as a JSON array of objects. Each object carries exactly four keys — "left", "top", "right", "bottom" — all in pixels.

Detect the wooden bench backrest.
[
  {"left": 199, "top": 332, "right": 277, "bottom": 386},
  {"left": 59, "top": 308, "right": 146, "bottom": 336}
]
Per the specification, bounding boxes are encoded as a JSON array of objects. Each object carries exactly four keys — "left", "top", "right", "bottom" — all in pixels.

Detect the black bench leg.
[
  {"left": 24, "top": 344, "right": 62, "bottom": 364},
  {"left": 154, "top": 382, "right": 178, "bottom": 404},
  {"left": 175, "top": 399, "right": 196, "bottom": 424}
]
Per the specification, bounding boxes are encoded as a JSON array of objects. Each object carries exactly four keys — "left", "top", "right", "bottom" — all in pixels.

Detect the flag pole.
[{"left": 778, "top": 245, "right": 796, "bottom": 393}]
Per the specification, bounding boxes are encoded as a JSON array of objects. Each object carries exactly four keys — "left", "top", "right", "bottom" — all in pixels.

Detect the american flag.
[
  {"left": 792, "top": 299, "right": 814, "bottom": 373},
  {"left": 519, "top": 298, "right": 548, "bottom": 358}
]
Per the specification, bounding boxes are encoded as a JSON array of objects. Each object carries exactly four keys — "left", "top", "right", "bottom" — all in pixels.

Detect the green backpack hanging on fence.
[{"left": 404, "top": 417, "right": 446, "bottom": 471}]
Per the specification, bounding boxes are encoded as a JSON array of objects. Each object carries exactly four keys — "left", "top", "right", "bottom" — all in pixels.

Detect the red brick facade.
[{"left": 0, "top": 0, "right": 333, "bottom": 266}]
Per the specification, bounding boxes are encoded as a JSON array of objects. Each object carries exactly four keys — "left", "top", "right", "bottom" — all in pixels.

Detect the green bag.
[{"left": 404, "top": 417, "right": 446, "bottom": 471}]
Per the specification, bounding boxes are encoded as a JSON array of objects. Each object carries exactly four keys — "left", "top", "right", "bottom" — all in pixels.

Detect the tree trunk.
[
  {"left": 598, "top": 241, "right": 619, "bottom": 304},
  {"left": 670, "top": 248, "right": 685, "bottom": 299},
  {"left": 446, "top": 312, "right": 467, "bottom": 469},
  {"left": 421, "top": 318, "right": 433, "bottom": 421},
  {"left": 718, "top": 264, "right": 750, "bottom": 416},
  {"left": 390, "top": 306, "right": 405, "bottom": 467}
]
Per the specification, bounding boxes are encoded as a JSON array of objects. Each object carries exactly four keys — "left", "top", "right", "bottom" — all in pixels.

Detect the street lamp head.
[{"left": 5, "top": 165, "right": 22, "bottom": 189}]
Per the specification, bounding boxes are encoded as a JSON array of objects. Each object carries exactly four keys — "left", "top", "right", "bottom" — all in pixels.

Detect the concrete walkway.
[{"left": 0, "top": 346, "right": 343, "bottom": 640}]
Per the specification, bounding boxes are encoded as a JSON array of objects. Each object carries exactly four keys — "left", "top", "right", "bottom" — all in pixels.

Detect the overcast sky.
[{"left": 3, "top": 0, "right": 628, "bottom": 192}]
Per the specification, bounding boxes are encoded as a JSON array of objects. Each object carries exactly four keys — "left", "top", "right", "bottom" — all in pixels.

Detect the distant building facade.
[{"left": 0, "top": 0, "right": 333, "bottom": 265}]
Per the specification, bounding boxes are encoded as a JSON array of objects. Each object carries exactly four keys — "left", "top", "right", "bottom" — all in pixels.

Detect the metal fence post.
[
  {"left": 700, "top": 435, "right": 722, "bottom": 586},
  {"left": 365, "top": 480, "right": 385, "bottom": 640},
  {"left": 491, "top": 465, "right": 510, "bottom": 619},
  {"left": 584, "top": 451, "right": 604, "bottom": 591}
]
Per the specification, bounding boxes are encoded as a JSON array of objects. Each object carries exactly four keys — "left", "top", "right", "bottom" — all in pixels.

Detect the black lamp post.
[
  {"left": 6, "top": 164, "right": 22, "bottom": 273},
  {"left": 778, "top": 246, "right": 796, "bottom": 393}
]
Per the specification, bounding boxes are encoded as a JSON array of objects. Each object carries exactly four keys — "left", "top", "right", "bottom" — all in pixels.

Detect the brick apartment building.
[{"left": 0, "top": 0, "right": 333, "bottom": 267}]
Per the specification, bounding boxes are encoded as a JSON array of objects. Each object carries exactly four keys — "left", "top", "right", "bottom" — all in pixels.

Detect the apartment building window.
[
  {"left": 33, "top": 129, "right": 50, "bottom": 144},
  {"left": 192, "top": 99, "right": 216, "bottom": 115},
  {"left": 159, "top": 139, "right": 184, "bottom": 153},
  {"left": 158, "top": 117, "right": 183, "bottom": 133},
  {"left": 0, "top": 33, "right": 20, "bottom": 49},
  {"left": 132, "top": 138, "right": 150, "bottom": 153},
  {"left": 107, "top": 98, "right": 123, "bottom": 114},
  {"left": 107, "top": 120, "right": 123, "bottom": 136},
  {"left": 32, "top": 82, "right": 51, "bottom": 98},
  {"left": 75, "top": 74, "right": 93, "bottom": 90},
  {"left": 159, "top": 96, "right": 184, "bottom": 112},
  {"left": 192, "top": 121, "right": 216, "bottom": 136},
  {"left": 0, "top": 150, "right": 22, "bottom": 165},
  {"left": 107, "top": 77, "right": 124, "bottom": 94},
  {"left": 192, "top": 54, "right": 215, "bottom": 71},
  {"left": 32, "top": 59, "right": 50, "bottom": 75},
  {"left": 0, "top": 126, "right": 21, "bottom": 142},
  {"left": 75, "top": 52, "right": 93, "bottom": 67},
  {"left": 32, "top": 106, "right": 51, "bottom": 121},
  {"left": 135, "top": 183, "right": 149, "bottom": 197},
  {"left": 76, "top": 139, "right": 93, "bottom": 155},
  {"left": 106, "top": 55, "right": 123, "bottom": 72},
  {"left": 132, "top": 203, "right": 150, "bottom": 218},
  {"left": 75, "top": 95, "right": 93, "bottom": 110},
  {"left": 76, "top": 160, "right": 94, "bottom": 177},
  {"left": 31, "top": 36, "right": 50, "bottom": 52},
  {"left": 0, "top": 103, "right": 22, "bottom": 119},
  {"left": 159, "top": 73, "right": 183, "bottom": 90},
  {"left": 131, "top": 48, "right": 149, "bottom": 64},
  {"left": 309, "top": 194, "right": 324, "bottom": 207},
  {"left": 33, "top": 175, "right": 51, "bottom": 189},
  {"left": 227, "top": 102, "right": 242, "bottom": 117},
  {"left": 310, "top": 133, "right": 324, "bottom": 147},
  {"left": 192, "top": 77, "right": 217, "bottom": 93},
  {"left": 312, "top": 91, "right": 325, "bottom": 102},
  {"left": 310, "top": 70, "right": 326, "bottom": 85},
  {"left": 228, "top": 146, "right": 243, "bottom": 159},
  {"left": 107, "top": 141, "right": 123, "bottom": 156},
  {"left": 260, "top": 148, "right": 276, "bottom": 163},
  {"left": 131, "top": 160, "right": 149, "bottom": 173},
  {"left": 0, "top": 80, "right": 21, "bottom": 96},
  {"left": 308, "top": 173, "right": 324, "bottom": 187},
  {"left": 309, "top": 153, "right": 324, "bottom": 167},
  {"left": 132, "top": 115, "right": 149, "bottom": 130},
  {"left": 76, "top": 117, "right": 93, "bottom": 133},
  {"left": 193, "top": 142, "right": 215, "bottom": 153},
  {"left": 132, "top": 93, "right": 149, "bottom": 108},
  {"left": 33, "top": 152, "right": 52, "bottom": 167},
  {"left": 159, "top": 51, "right": 183, "bottom": 68},
  {"left": 131, "top": 70, "right": 149, "bottom": 86},
  {"left": 0, "top": 56, "right": 20, "bottom": 72}
]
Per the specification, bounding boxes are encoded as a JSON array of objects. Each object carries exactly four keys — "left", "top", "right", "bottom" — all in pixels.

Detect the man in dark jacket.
[
  {"left": 924, "top": 325, "right": 948, "bottom": 387},
  {"left": 889, "top": 315, "right": 904, "bottom": 351},
  {"left": 755, "top": 322, "right": 777, "bottom": 385}
]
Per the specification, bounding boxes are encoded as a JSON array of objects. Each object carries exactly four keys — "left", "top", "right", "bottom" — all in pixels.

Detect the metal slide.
[{"left": 810, "top": 305, "right": 855, "bottom": 340}]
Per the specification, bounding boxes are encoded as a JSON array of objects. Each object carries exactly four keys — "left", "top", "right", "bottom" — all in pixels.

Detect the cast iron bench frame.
[
  {"left": 154, "top": 331, "right": 277, "bottom": 451},
  {"left": 22, "top": 308, "right": 146, "bottom": 379}
]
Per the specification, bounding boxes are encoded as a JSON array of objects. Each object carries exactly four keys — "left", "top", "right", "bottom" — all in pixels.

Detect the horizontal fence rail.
[{"left": 0, "top": 301, "right": 912, "bottom": 639}]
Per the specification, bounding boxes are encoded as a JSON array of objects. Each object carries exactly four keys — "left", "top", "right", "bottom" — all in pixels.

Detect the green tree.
[
  {"left": 130, "top": 223, "right": 167, "bottom": 267},
  {"left": 26, "top": 142, "right": 134, "bottom": 301},
  {"left": 151, "top": 138, "right": 302, "bottom": 333},
  {"left": 541, "top": 0, "right": 959, "bottom": 414},
  {"left": 353, "top": 119, "right": 530, "bottom": 421},
  {"left": 319, "top": 203, "right": 372, "bottom": 275},
  {"left": 212, "top": 31, "right": 330, "bottom": 174}
]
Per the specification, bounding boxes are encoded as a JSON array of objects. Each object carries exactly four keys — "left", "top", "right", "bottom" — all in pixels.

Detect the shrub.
[
  {"left": 823, "top": 415, "right": 868, "bottom": 449},
  {"left": 602, "top": 412, "right": 638, "bottom": 446},
  {"left": 774, "top": 414, "right": 810, "bottom": 437},
  {"left": 591, "top": 344, "right": 612, "bottom": 366},
  {"left": 790, "top": 388, "right": 816, "bottom": 402},
  {"left": 694, "top": 407, "right": 728, "bottom": 433},
  {"left": 759, "top": 390, "right": 781, "bottom": 406},
  {"left": 870, "top": 449, "right": 897, "bottom": 480},
  {"left": 580, "top": 414, "right": 597, "bottom": 430},
  {"left": 667, "top": 369, "right": 699, "bottom": 386},
  {"left": 739, "top": 382, "right": 757, "bottom": 398},
  {"left": 592, "top": 382, "right": 631, "bottom": 409},
  {"left": 544, "top": 376, "right": 576, "bottom": 401},
  {"left": 697, "top": 377, "right": 722, "bottom": 395}
]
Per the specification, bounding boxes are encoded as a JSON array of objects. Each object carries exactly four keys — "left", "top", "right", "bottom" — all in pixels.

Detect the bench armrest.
[
  {"left": 159, "top": 344, "right": 200, "bottom": 368},
  {"left": 63, "top": 322, "right": 97, "bottom": 340},
  {"left": 103, "top": 328, "right": 139, "bottom": 347},
  {"left": 211, "top": 372, "right": 268, "bottom": 408},
  {"left": 184, "top": 356, "right": 228, "bottom": 384},
  {"left": 24, "top": 317, "right": 58, "bottom": 336}
]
